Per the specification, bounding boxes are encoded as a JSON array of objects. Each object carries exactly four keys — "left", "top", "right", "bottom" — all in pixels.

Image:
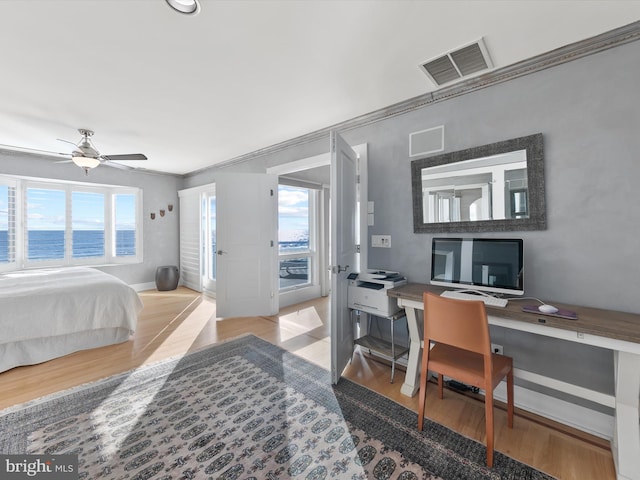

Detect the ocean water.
[
  {"left": 279, "top": 240, "right": 309, "bottom": 253},
  {"left": 1, "top": 232, "right": 304, "bottom": 265},
  {"left": 0, "top": 230, "right": 135, "bottom": 263}
]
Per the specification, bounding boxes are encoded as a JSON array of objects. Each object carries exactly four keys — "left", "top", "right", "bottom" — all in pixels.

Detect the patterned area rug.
[{"left": 0, "top": 335, "right": 555, "bottom": 479}]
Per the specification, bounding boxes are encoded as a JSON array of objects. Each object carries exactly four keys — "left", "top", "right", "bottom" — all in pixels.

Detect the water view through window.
[
  {"left": 72, "top": 191, "right": 105, "bottom": 258},
  {"left": 114, "top": 194, "right": 137, "bottom": 257},
  {"left": 27, "top": 188, "right": 66, "bottom": 261},
  {"left": 20, "top": 189, "right": 136, "bottom": 262},
  {"left": 278, "top": 185, "right": 311, "bottom": 289}
]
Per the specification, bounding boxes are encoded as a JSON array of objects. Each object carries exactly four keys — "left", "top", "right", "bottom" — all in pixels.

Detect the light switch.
[{"left": 372, "top": 235, "right": 391, "bottom": 248}]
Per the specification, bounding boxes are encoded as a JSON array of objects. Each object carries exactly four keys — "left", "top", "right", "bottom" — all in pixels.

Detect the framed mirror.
[{"left": 411, "top": 133, "right": 545, "bottom": 233}]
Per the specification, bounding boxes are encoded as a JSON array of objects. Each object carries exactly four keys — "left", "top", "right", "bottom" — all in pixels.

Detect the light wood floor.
[{"left": 0, "top": 287, "right": 615, "bottom": 480}]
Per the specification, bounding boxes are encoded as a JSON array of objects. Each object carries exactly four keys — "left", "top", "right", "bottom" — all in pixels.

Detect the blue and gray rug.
[{"left": 0, "top": 334, "right": 554, "bottom": 479}]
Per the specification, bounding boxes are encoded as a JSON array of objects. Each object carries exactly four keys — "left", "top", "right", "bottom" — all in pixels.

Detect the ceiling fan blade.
[
  {"left": 56, "top": 138, "right": 78, "bottom": 147},
  {"left": 102, "top": 160, "right": 133, "bottom": 171},
  {"left": 55, "top": 159, "right": 73, "bottom": 164},
  {"left": 0, "top": 143, "right": 71, "bottom": 158},
  {"left": 101, "top": 153, "right": 147, "bottom": 161}
]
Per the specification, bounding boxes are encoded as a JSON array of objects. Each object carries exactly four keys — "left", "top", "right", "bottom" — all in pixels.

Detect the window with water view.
[
  {"left": 0, "top": 176, "right": 141, "bottom": 270},
  {"left": 114, "top": 194, "right": 137, "bottom": 257},
  {"left": 72, "top": 191, "right": 105, "bottom": 259},
  {"left": 278, "top": 185, "right": 312, "bottom": 289},
  {"left": 27, "top": 187, "right": 66, "bottom": 261}
]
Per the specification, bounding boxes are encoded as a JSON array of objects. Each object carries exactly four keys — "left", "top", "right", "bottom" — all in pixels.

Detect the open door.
[
  {"left": 330, "top": 131, "right": 359, "bottom": 384},
  {"left": 216, "top": 173, "right": 278, "bottom": 317}
]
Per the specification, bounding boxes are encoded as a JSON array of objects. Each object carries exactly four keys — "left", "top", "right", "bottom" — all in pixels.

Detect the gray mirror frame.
[{"left": 411, "top": 133, "right": 546, "bottom": 233}]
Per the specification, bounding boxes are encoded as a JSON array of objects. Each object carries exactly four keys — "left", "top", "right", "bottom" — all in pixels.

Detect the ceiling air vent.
[{"left": 419, "top": 38, "right": 493, "bottom": 86}]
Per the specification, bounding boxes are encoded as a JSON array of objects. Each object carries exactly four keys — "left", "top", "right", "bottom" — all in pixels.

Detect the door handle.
[
  {"left": 216, "top": 250, "right": 227, "bottom": 255},
  {"left": 329, "top": 265, "right": 349, "bottom": 273}
]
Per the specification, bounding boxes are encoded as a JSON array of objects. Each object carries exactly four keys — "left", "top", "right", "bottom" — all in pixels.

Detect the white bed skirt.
[{"left": 0, "top": 327, "right": 132, "bottom": 373}]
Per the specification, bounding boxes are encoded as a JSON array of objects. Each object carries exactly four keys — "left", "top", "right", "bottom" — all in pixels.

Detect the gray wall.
[
  {"left": 353, "top": 40, "right": 638, "bottom": 409},
  {"left": 358, "top": 40, "right": 640, "bottom": 315},
  {"left": 184, "top": 39, "right": 640, "bottom": 410},
  {"left": 0, "top": 151, "right": 181, "bottom": 286}
]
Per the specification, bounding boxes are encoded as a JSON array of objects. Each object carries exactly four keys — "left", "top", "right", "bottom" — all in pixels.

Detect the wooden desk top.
[{"left": 388, "top": 283, "right": 640, "bottom": 345}]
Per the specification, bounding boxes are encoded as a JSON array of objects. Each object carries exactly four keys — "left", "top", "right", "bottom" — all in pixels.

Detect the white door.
[
  {"left": 330, "top": 131, "right": 359, "bottom": 384},
  {"left": 216, "top": 173, "right": 278, "bottom": 317}
]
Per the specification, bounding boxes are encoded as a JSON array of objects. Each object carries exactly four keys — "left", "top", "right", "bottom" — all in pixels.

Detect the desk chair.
[{"left": 417, "top": 292, "right": 514, "bottom": 467}]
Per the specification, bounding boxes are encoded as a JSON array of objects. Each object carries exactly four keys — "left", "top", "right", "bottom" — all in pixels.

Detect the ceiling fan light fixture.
[
  {"left": 72, "top": 156, "right": 100, "bottom": 169},
  {"left": 166, "top": 0, "right": 200, "bottom": 15}
]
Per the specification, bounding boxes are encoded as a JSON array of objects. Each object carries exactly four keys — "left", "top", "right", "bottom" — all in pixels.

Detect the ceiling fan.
[{"left": 56, "top": 128, "right": 147, "bottom": 175}]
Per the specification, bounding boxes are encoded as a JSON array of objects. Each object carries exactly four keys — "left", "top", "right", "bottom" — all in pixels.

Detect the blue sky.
[
  {"left": 2, "top": 184, "right": 301, "bottom": 236},
  {"left": 23, "top": 188, "right": 136, "bottom": 230},
  {"left": 278, "top": 185, "right": 309, "bottom": 241}
]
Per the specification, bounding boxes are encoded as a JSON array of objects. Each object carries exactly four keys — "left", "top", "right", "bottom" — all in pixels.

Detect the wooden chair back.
[{"left": 423, "top": 292, "right": 490, "bottom": 356}]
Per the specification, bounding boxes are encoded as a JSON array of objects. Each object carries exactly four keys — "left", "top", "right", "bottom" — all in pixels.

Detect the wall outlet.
[
  {"left": 371, "top": 234, "right": 391, "bottom": 248},
  {"left": 491, "top": 343, "right": 504, "bottom": 355}
]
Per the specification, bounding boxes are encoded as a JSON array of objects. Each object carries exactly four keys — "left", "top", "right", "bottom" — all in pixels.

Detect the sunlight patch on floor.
[
  {"left": 138, "top": 298, "right": 214, "bottom": 363},
  {"left": 289, "top": 338, "right": 331, "bottom": 369},
  {"left": 278, "top": 306, "right": 326, "bottom": 335},
  {"left": 87, "top": 371, "right": 172, "bottom": 460}
]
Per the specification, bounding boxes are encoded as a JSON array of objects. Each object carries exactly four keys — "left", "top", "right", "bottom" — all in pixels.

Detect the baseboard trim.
[
  {"left": 279, "top": 286, "right": 323, "bottom": 308},
  {"left": 131, "top": 281, "right": 156, "bottom": 292},
  {"left": 495, "top": 382, "right": 613, "bottom": 441}
]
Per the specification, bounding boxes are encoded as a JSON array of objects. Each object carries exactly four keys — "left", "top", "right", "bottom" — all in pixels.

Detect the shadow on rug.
[{"left": 0, "top": 334, "right": 555, "bottom": 479}]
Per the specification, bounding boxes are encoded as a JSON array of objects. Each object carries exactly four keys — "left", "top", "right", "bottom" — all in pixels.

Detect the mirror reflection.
[
  {"left": 421, "top": 149, "right": 528, "bottom": 223},
  {"left": 411, "top": 133, "right": 546, "bottom": 233}
]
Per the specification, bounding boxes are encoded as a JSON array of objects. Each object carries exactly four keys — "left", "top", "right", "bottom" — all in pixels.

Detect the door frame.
[{"left": 266, "top": 143, "right": 368, "bottom": 287}]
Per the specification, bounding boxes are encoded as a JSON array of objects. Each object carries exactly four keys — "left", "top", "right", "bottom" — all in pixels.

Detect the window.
[
  {"left": 0, "top": 175, "right": 142, "bottom": 271},
  {"left": 0, "top": 182, "right": 16, "bottom": 265},
  {"left": 73, "top": 191, "right": 105, "bottom": 259},
  {"left": 278, "top": 185, "right": 314, "bottom": 290},
  {"left": 114, "top": 194, "right": 137, "bottom": 257},
  {"left": 26, "top": 187, "right": 66, "bottom": 262}
]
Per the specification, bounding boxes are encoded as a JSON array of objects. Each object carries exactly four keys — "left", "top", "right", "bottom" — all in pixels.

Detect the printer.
[{"left": 347, "top": 269, "right": 407, "bottom": 316}]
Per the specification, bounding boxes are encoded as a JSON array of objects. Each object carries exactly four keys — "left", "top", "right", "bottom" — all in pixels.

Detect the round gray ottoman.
[{"left": 156, "top": 265, "right": 179, "bottom": 291}]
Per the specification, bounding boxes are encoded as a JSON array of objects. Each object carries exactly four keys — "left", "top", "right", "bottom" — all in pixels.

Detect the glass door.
[{"left": 202, "top": 192, "right": 217, "bottom": 295}]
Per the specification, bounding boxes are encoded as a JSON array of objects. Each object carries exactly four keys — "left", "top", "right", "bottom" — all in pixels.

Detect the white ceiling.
[{"left": 1, "top": 0, "right": 639, "bottom": 176}]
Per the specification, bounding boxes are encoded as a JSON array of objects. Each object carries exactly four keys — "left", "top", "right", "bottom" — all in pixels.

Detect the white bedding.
[{"left": 0, "top": 267, "right": 143, "bottom": 372}]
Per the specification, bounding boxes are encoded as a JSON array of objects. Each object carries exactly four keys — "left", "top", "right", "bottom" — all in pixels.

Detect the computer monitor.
[{"left": 430, "top": 237, "right": 524, "bottom": 296}]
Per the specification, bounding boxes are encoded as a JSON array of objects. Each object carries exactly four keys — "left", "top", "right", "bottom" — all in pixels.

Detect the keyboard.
[{"left": 440, "top": 290, "right": 508, "bottom": 308}]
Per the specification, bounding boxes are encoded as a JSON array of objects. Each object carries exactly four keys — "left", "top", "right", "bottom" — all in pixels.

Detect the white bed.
[{"left": 0, "top": 267, "right": 143, "bottom": 373}]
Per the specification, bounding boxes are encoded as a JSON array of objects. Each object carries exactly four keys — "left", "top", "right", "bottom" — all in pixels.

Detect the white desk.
[{"left": 388, "top": 283, "right": 640, "bottom": 480}]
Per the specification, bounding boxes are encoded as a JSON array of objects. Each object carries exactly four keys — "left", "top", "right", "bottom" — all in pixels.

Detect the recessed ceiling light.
[{"left": 166, "top": 0, "right": 201, "bottom": 15}]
